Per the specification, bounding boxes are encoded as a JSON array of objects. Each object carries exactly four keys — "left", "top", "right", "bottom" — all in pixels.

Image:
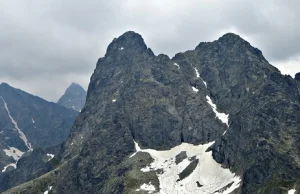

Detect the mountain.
[
  {"left": 4, "top": 32, "right": 300, "bottom": 194},
  {"left": 0, "top": 83, "right": 78, "bottom": 176},
  {"left": 57, "top": 83, "right": 87, "bottom": 112},
  {"left": 295, "top": 72, "right": 300, "bottom": 82}
]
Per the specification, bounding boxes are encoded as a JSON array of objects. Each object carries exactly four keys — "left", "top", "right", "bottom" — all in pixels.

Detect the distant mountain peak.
[
  {"left": 0, "top": 82, "right": 10, "bottom": 87},
  {"left": 57, "top": 83, "right": 87, "bottom": 112}
]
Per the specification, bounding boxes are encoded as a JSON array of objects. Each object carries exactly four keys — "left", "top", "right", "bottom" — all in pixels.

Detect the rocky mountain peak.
[
  {"left": 0, "top": 82, "right": 11, "bottom": 89},
  {"left": 105, "top": 31, "right": 153, "bottom": 57},
  {"left": 57, "top": 83, "right": 86, "bottom": 112},
  {"left": 218, "top": 32, "right": 245, "bottom": 43}
]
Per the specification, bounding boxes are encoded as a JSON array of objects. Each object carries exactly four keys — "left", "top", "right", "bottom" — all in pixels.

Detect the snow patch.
[
  {"left": 112, "top": 99, "right": 117, "bottom": 102},
  {"left": 194, "top": 67, "right": 207, "bottom": 88},
  {"left": 192, "top": 87, "right": 199, "bottom": 92},
  {"left": 0, "top": 130, "right": 3, "bottom": 134},
  {"left": 119, "top": 47, "right": 124, "bottom": 50},
  {"left": 206, "top": 96, "right": 229, "bottom": 128},
  {"left": 2, "top": 147, "right": 25, "bottom": 172},
  {"left": 1, "top": 163, "right": 16, "bottom": 173},
  {"left": 46, "top": 153, "right": 55, "bottom": 161},
  {"left": 132, "top": 141, "right": 241, "bottom": 194},
  {"left": 194, "top": 67, "right": 200, "bottom": 78},
  {"left": 43, "top": 186, "right": 53, "bottom": 194},
  {"left": 3, "top": 147, "right": 24, "bottom": 161},
  {"left": 0, "top": 96, "right": 32, "bottom": 150},
  {"left": 136, "top": 182, "right": 156, "bottom": 193},
  {"left": 288, "top": 189, "right": 296, "bottom": 194},
  {"left": 174, "top": 63, "right": 180, "bottom": 69},
  {"left": 31, "top": 118, "right": 35, "bottom": 123}
]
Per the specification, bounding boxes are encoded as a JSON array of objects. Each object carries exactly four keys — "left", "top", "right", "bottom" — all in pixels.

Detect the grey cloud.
[{"left": 0, "top": 0, "right": 299, "bottom": 101}]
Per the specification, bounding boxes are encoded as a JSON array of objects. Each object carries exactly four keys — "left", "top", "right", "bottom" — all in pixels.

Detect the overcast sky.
[{"left": 0, "top": 0, "right": 299, "bottom": 102}]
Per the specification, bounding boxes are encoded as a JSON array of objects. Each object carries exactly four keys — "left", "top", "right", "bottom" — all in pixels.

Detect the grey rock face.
[
  {"left": 4, "top": 32, "right": 300, "bottom": 194},
  {"left": 295, "top": 72, "right": 300, "bottom": 82},
  {"left": 57, "top": 83, "right": 87, "bottom": 112},
  {"left": 0, "top": 83, "right": 78, "bottom": 192}
]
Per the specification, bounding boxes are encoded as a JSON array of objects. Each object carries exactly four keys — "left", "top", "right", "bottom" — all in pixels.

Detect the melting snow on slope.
[
  {"left": 3, "top": 147, "right": 24, "bottom": 161},
  {"left": 194, "top": 67, "right": 207, "bottom": 88},
  {"left": 0, "top": 96, "right": 32, "bottom": 150},
  {"left": 43, "top": 186, "right": 53, "bottom": 194},
  {"left": 288, "top": 189, "right": 296, "bottom": 194},
  {"left": 206, "top": 96, "right": 229, "bottom": 130},
  {"left": 174, "top": 63, "right": 180, "bottom": 69},
  {"left": 132, "top": 141, "right": 241, "bottom": 194},
  {"left": 2, "top": 147, "right": 24, "bottom": 172},
  {"left": 192, "top": 87, "right": 199, "bottom": 92},
  {"left": 46, "top": 153, "right": 55, "bottom": 161},
  {"left": 136, "top": 182, "right": 156, "bottom": 193},
  {"left": 1, "top": 163, "right": 16, "bottom": 172}
]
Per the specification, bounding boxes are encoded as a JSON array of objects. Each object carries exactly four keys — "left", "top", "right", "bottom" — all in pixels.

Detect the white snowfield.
[
  {"left": 288, "top": 189, "right": 296, "bottom": 194},
  {"left": 2, "top": 146, "right": 24, "bottom": 172},
  {"left": 136, "top": 182, "right": 156, "bottom": 193},
  {"left": 3, "top": 147, "right": 24, "bottom": 161},
  {"left": 131, "top": 141, "right": 241, "bottom": 194},
  {"left": 0, "top": 96, "right": 32, "bottom": 150},
  {"left": 206, "top": 96, "right": 229, "bottom": 129}
]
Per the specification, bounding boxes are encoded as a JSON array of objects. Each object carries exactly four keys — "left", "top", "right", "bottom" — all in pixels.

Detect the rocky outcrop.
[
  {"left": 4, "top": 32, "right": 300, "bottom": 194},
  {"left": 57, "top": 83, "right": 87, "bottom": 112}
]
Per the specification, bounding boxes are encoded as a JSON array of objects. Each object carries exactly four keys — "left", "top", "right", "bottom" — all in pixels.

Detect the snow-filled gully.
[
  {"left": 1, "top": 96, "right": 32, "bottom": 172},
  {"left": 0, "top": 96, "right": 32, "bottom": 150},
  {"left": 189, "top": 65, "right": 229, "bottom": 134},
  {"left": 131, "top": 141, "right": 241, "bottom": 194}
]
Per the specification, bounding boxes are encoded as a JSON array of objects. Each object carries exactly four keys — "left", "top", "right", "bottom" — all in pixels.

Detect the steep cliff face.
[
  {"left": 4, "top": 32, "right": 300, "bottom": 194},
  {"left": 57, "top": 83, "right": 87, "bottom": 112}
]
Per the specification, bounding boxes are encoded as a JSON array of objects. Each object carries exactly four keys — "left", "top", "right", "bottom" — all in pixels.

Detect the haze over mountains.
[{"left": 1, "top": 31, "right": 299, "bottom": 194}]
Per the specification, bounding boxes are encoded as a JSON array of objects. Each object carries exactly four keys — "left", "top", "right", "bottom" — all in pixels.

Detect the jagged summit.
[
  {"left": 57, "top": 83, "right": 86, "bottom": 112},
  {"left": 105, "top": 31, "right": 153, "bottom": 57}
]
